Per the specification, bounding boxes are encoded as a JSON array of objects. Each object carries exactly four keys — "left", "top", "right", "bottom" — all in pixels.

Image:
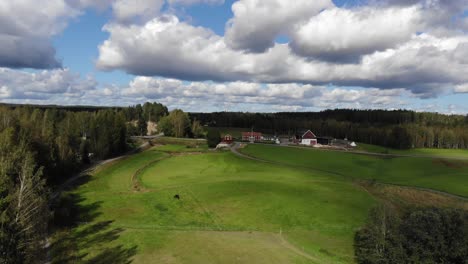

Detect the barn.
[{"left": 300, "top": 130, "right": 318, "bottom": 146}]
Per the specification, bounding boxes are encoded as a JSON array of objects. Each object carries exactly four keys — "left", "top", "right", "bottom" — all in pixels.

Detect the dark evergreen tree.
[{"left": 207, "top": 129, "right": 221, "bottom": 148}]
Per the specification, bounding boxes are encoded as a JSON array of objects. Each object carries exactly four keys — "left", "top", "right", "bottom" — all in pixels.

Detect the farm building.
[
  {"left": 222, "top": 134, "right": 233, "bottom": 144},
  {"left": 300, "top": 130, "right": 318, "bottom": 146},
  {"left": 317, "top": 136, "right": 333, "bottom": 145},
  {"left": 292, "top": 130, "right": 318, "bottom": 145},
  {"left": 261, "top": 134, "right": 276, "bottom": 141},
  {"left": 242, "top": 132, "right": 262, "bottom": 142}
]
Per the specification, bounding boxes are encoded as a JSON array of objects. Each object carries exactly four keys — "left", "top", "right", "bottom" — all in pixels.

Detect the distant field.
[
  {"left": 53, "top": 144, "right": 376, "bottom": 263},
  {"left": 356, "top": 143, "right": 468, "bottom": 158},
  {"left": 154, "top": 144, "right": 209, "bottom": 153},
  {"left": 241, "top": 144, "right": 468, "bottom": 197}
]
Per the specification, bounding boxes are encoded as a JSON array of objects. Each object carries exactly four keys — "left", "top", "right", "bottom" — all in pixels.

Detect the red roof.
[
  {"left": 242, "top": 132, "right": 262, "bottom": 137},
  {"left": 302, "top": 130, "right": 317, "bottom": 139}
]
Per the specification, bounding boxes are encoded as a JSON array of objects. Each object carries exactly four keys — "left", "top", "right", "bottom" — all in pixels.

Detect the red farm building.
[
  {"left": 298, "top": 130, "right": 318, "bottom": 146},
  {"left": 242, "top": 132, "right": 262, "bottom": 142},
  {"left": 222, "top": 134, "right": 233, "bottom": 144}
]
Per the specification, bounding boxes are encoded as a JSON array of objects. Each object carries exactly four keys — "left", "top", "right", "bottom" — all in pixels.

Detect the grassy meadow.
[
  {"left": 241, "top": 144, "right": 468, "bottom": 197},
  {"left": 53, "top": 143, "right": 378, "bottom": 263},
  {"left": 51, "top": 140, "right": 468, "bottom": 263},
  {"left": 356, "top": 143, "right": 468, "bottom": 158}
]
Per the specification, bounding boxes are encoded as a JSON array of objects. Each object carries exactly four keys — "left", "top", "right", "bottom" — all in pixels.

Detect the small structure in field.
[{"left": 242, "top": 132, "right": 262, "bottom": 143}]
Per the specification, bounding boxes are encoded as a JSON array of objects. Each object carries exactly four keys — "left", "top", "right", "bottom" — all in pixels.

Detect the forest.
[
  {"left": 355, "top": 206, "right": 468, "bottom": 263},
  {"left": 190, "top": 110, "right": 468, "bottom": 149},
  {"left": 0, "top": 102, "right": 170, "bottom": 263}
]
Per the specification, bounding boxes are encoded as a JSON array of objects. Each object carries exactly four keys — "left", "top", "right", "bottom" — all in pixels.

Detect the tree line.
[{"left": 190, "top": 110, "right": 468, "bottom": 149}]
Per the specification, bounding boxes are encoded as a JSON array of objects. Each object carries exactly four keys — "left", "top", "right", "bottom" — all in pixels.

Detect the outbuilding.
[{"left": 300, "top": 130, "right": 318, "bottom": 146}]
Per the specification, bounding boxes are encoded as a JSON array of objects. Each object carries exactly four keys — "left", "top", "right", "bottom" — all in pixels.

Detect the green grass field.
[
  {"left": 51, "top": 141, "right": 468, "bottom": 263},
  {"left": 356, "top": 143, "right": 468, "bottom": 158},
  {"left": 154, "top": 144, "right": 209, "bottom": 153},
  {"left": 53, "top": 144, "right": 377, "bottom": 263},
  {"left": 241, "top": 144, "right": 468, "bottom": 197}
]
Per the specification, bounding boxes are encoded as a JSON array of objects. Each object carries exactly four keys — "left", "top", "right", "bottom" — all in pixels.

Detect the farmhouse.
[{"left": 242, "top": 132, "right": 262, "bottom": 142}]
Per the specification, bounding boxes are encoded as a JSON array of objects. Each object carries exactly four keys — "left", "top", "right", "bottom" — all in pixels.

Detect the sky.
[{"left": 0, "top": 0, "right": 467, "bottom": 113}]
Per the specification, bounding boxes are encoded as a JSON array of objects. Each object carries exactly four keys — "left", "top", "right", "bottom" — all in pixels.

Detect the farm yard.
[{"left": 51, "top": 139, "right": 468, "bottom": 263}]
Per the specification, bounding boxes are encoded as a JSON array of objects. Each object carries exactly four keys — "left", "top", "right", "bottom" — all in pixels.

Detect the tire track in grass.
[
  {"left": 184, "top": 187, "right": 224, "bottom": 231},
  {"left": 131, "top": 153, "right": 171, "bottom": 191},
  {"left": 276, "top": 233, "right": 321, "bottom": 263}
]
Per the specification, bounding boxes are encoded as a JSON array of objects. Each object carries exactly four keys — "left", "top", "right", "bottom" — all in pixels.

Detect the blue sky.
[
  {"left": 55, "top": 0, "right": 349, "bottom": 81},
  {"left": 0, "top": 0, "right": 467, "bottom": 113}
]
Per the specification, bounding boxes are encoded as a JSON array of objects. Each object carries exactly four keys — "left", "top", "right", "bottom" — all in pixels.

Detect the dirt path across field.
[{"left": 50, "top": 142, "right": 151, "bottom": 201}]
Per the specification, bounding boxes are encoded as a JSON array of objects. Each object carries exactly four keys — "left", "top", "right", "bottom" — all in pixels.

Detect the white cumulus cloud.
[
  {"left": 290, "top": 6, "right": 422, "bottom": 62},
  {"left": 119, "top": 76, "right": 410, "bottom": 112},
  {"left": 112, "top": 0, "right": 165, "bottom": 23},
  {"left": 0, "top": 0, "right": 81, "bottom": 68},
  {"left": 97, "top": 14, "right": 468, "bottom": 97},
  {"left": 224, "top": 0, "right": 333, "bottom": 53},
  {"left": 0, "top": 68, "right": 96, "bottom": 99}
]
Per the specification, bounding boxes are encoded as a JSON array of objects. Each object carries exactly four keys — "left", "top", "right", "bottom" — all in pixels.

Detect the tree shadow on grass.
[{"left": 49, "top": 174, "right": 137, "bottom": 263}]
